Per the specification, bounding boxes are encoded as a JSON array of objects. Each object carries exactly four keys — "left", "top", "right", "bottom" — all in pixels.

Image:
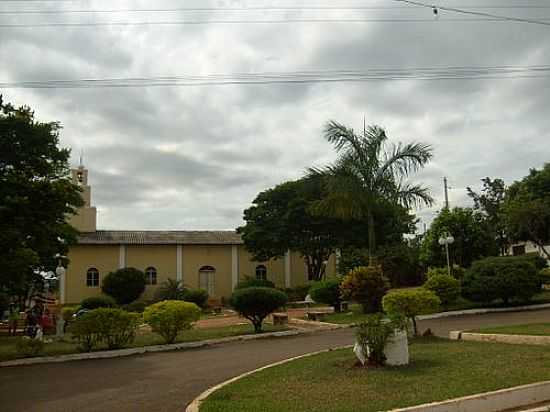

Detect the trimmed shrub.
[
  {"left": 540, "top": 267, "right": 550, "bottom": 285},
  {"left": 143, "top": 300, "right": 201, "bottom": 344},
  {"left": 462, "top": 256, "right": 541, "bottom": 305},
  {"left": 309, "top": 278, "right": 343, "bottom": 312},
  {"left": 230, "top": 287, "right": 288, "bottom": 333},
  {"left": 69, "top": 311, "right": 103, "bottom": 352},
  {"left": 427, "top": 266, "right": 465, "bottom": 281},
  {"left": 426, "top": 267, "right": 448, "bottom": 279},
  {"left": 15, "top": 337, "right": 45, "bottom": 357},
  {"left": 183, "top": 289, "right": 209, "bottom": 310},
  {"left": 356, "top": 314, "right": 404, "bottom": 367},
  {"left": 281, "top": 283, "right": 315, "bottom": 302},
  {"left": 121, "top": 301, "right": 148, "bottom": 313},
  {"left": 423, "top": 274, "right": 461, "bottom": 307},
  {"left": 340, "top": 266, "right": 390, "bottom": 313},
  {"left": 102, "top": 267, "right": 146, "bottom": 305},
  {"left": 61, "top": 306, "right": 79, "bottom": 321},
  {"left": 69, "top": 308, "right": 140, "bottom": 351},
  {"left": 80, "top": 295, "right": 116, "bottom": 310},
  {"left": 235, "top": 276, "right": 276, "bottom": 290},
  {"left": 154, "top": 278, "right": 187, "bottom": 301},
  {"left": 93, "top": 308, "right": 141, "bottom": 349},
  {"left": 383, "top": 289, "right": 440, "bottom": 335}
]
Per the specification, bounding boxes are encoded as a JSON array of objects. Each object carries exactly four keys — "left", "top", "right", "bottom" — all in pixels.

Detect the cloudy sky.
[{"left": 1, "top": 0, "right": 549, "bottom": 231}]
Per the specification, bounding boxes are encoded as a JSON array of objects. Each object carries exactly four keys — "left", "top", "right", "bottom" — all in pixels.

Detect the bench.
[
  {"left": 272, "top": 313, "right": 288, "bottom": 326},
  {"left": 307, "top": 311, "right": 326, "bottom": 322}
]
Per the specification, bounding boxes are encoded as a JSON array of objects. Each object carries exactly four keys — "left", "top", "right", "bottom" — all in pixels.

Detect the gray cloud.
[{"left": 2, "top": 0, "right": 550, "bottom": 231}]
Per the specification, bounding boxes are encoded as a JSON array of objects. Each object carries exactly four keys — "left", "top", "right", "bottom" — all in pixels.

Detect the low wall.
[{"left": 450, "top": 331, "right": 550, "bottom": 346}]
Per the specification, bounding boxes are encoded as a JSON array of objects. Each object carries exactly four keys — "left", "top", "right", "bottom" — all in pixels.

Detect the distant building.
[
  {"left": 62, "top": 165, "right": 336, "bottom": 305},
  {"left": 508, "top": 241, "right": 550, "bottom": 262}
]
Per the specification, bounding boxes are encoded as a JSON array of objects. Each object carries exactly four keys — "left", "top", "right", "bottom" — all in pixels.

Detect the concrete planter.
[{"left": 354, "top": 328, "right": 409, "bottom": 366}]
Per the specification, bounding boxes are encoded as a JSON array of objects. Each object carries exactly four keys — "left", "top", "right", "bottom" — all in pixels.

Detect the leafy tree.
[
  {"left": 505, "top": 164, "right": 550, "bottom": 260},
  {"left": 239, "top": 176, "right": 351, "bottom": 281},
  {"left": 383, "top": 289, "right": 440, "bottom": 336},
  {"left": 309, "top": 121, "right": 433, "bottom": 264},
  {"left": 420, "top": 207, "right": 498, "bottom": 268},
  {"left": 467, "top": 177, "right": 508, "bottom": 255},
  {"left": 0, "top": 97, "right": 83, "bottom": 303},
  {"left": 102, "top": 267, "right": 146, "bottom": 304}
]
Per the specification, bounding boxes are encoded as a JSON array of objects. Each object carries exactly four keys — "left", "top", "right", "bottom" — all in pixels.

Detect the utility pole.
[{"left": 443, "top": 177, "right": 449, "bottom": 209}]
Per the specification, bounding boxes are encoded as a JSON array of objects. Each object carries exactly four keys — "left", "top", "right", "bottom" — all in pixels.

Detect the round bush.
[
  {"left": 382, "top": 289, "right": 440, "bottom": 335},
  {"left": 143, "top": 300, "right": 201, "bottom": 344},
  {"left": 230, "top": 287, "right": 288, "bottom": 333},
  {"left": 423, "top": 274, "right": 461, "bottom": 307},
  {"left": 183, "top": 289, "right": 209, "bottom": 309},
  {"left": 235, "top": 276, "right": 275, "bottom": 290},
  {"left": 80, "top": 295, "right": 116, "bottom": 310},
  {"left": 462, "top": 257, "right": 541, "bottom": 305},
  {"left": 340, "top": 266, "right": 389, "bottom": 313},
  {"left": 121, "top": 301, "right": 148, "bottom": 313},
  {"left": 102, "top": 267, "right": 146, "bottom": 305},
  {"left": 309, "top": 278, "right": 342, "bottom": 311}
]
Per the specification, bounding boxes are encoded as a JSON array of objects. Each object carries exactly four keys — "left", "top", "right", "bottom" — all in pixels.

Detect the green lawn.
[
  {"left": 322, "top": 290, "right": 550, "bottom": 325},
  {"left": 471, "top": 323, "right": 550, "bottom": 336},
  {"left": 0, "top": 323, "right": 288, "bottom": 362},
  {"left": 201, "top": 338, "right": 550, "bottom": 412}
]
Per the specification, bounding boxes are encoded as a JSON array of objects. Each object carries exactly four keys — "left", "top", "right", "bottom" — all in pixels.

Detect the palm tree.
[{"left": 309, "top": 120, "right": 434, "bottom": 265}]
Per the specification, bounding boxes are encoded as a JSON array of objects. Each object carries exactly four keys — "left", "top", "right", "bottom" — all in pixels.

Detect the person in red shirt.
[{"left": 40, "top": 309, "right": 53, "bottom": 334}]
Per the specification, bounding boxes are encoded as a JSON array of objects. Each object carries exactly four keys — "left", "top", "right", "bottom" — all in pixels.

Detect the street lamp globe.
[{"left": 446, "top": 235, "right": 455, "bottom": 244}]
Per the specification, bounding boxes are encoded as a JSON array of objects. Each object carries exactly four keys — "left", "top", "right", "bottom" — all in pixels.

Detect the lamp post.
[
  {"left": 438, "top": 233, "right": 455, "bottom": 277},
  {"left": 55, "top": 255, "right": 66, "bottom": 337}
]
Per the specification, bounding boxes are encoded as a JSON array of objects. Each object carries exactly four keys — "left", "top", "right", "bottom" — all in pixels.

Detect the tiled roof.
[{"left": 77, "top": 230, "right": 243, "bottom": 245}]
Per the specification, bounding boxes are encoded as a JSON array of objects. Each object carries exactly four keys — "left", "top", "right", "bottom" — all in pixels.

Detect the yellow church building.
[{"left": 61, "top": 165, "right": 337, "bottom": 305}]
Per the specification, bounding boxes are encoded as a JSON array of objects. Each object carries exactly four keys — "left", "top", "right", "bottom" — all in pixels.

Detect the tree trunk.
[{"left": 367, "top": 210, "right": 376, "bottom": 266}]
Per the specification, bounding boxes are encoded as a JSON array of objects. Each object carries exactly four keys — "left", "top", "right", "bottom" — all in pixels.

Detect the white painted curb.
[
  {"left": 449, "top": 331, "right": 550, "bottom": 346},
  {"left": 185, "top": 345, "right": 353, "bottom": 412},
  {"left": 388, "top": 380, "right": 550, "bottom": 412},
  {"left": 418, "top": 302, "right": 550, "bottom": 321},
  {"left": 0, "top": 329, "right": 307, "bottom": 368}
]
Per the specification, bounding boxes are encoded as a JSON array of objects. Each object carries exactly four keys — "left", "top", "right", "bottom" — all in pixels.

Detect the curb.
[
  {"left": 0, "top": 328, "right": 310, "bottom": 368},
  {"left": 388, "top": 380, "right": 550, "bottom": 412},
  {"left": 449, "top": 331, "right": 550, "bottom": 346},
  {"left": 417, "top": 303, "right": 550, "bottom": 321},
  {"left": 184, "top": 344, "right": 354, "bottom": 412}
]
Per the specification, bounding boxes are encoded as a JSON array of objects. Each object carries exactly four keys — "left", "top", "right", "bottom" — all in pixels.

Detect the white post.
[
  {"left": 284, "top": 250, "right": 291, "bottom": 288},
  {"left": 119, "top": 244, "right": 126, "bottom": 269},
  {"left": 176, "top": 244, "right": 183, "bottom": 282},
  {"left": 59, "top": 270, "right": 65, "bottom": 304},
  {"left": 231, "top": 245, "right": 239, "bottom": 290}
]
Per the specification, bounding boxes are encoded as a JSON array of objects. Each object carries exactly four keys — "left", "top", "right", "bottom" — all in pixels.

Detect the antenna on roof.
[
  {"left": 363, "top": 115, "right": 366, "bottom": 137},
  {"left": 79, "top": 149, "right": 84, "bottom": 167}
]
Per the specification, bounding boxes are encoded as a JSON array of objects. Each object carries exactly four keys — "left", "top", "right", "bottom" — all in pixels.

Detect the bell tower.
[{"left": 68, "top": 163, "right": 97, "bottom": 232}]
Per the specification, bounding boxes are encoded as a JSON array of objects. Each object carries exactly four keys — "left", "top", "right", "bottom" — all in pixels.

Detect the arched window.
[
  {"left": 199, "top": 265, "right": 215, "bottom": 296},
  {"left": 145, "top": 267, "right": 157, "bottom": 285},
  {"left": 255, "top": 265, "right": 267, "bottom": 281},
  {"left": 86, "top": 268, "right": 99, "bottom": 287}
]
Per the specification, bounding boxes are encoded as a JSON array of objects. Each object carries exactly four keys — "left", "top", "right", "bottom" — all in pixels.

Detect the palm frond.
[
  {"left": 377, "top": 141, "right": 433, "bottom": 185},
  {"left": 394, "top": 182, "right": 434, "bottom": 209}
]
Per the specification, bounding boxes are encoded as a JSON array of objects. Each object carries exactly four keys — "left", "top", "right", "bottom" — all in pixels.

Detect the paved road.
[{"left": 2, "top": 308, "right": 550, "bottom": 412}]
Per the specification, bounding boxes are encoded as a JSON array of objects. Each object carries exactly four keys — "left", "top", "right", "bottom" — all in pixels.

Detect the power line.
[
  {"left": 2, "top": 65, "right": 550, "bottom": 89},
  {"left": 3, "top": 17, "right": 550, "bottom": 28},
  {"left": 393, "top": 0, "right": 550, "bottom": 27},
  {"left": 3, "top": 5, "right": 550, "bottom": 14}
]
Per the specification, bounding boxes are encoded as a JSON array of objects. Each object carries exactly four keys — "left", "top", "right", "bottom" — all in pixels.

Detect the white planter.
[{"left": 353, "top": 328, "right": 409, "bottom": 366}]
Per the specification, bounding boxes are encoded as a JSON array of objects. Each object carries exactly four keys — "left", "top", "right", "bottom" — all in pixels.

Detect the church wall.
[
  {"left": 237, "top": 246, "right": 286, "bottom": 288},
  {"left": 126, "top": 245, "right": 178, "bottom": 301},
  {"left": 181, "top": 245, "right": 233, "bottom": 299},
  {"left": 65, "top": 245, "right": 119, "bottom": 304}
]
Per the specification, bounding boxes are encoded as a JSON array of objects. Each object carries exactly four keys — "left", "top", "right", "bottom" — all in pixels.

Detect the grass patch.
[
  {"left": 201, "top": 338, "right": 550, "bottom": 412},
  {"left": 0, "top": 323, "right": 288, "bottom": 362},
  {"left": 323, "top": 290, "right": 550, "bottom": 325},
  {"left": 470, "top": 323, "right": 550, "bottom": 336}
]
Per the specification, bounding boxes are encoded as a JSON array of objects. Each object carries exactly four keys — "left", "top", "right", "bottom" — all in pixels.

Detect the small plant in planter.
[{"left": 355, "top": 314, "right": 407, "bottom": 367}]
